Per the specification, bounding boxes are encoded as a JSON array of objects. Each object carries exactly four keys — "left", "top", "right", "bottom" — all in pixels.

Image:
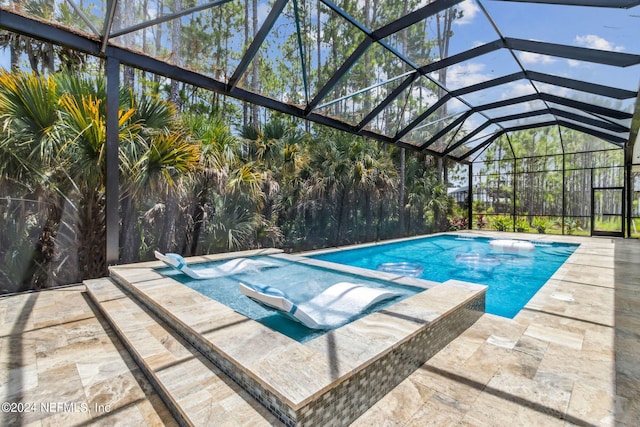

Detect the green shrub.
[
  {"left": 565, "top": 219, "right": 581, "bottom": 235},
  {"left": 515, "top": 218, "right": 530, "bottom": 232},
  {"left": 532, "top": 217, "right": 548, "bottom": 234},
  {"left": 491, "top": 215, "right": 513, "bottom": 231}
]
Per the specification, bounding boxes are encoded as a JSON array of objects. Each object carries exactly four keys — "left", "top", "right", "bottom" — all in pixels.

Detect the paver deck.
[{"left": 1, "top": 232, "right": 638, "bottom": 426}]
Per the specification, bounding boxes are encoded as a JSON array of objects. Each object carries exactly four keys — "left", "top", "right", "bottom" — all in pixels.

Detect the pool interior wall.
[{"left": 105, "top": 247, "right": 486, "bottom": 426}]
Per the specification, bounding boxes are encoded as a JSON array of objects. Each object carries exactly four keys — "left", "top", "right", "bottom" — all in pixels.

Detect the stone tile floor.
[
  {"left": 0, "top": 233, "right": 638, "bottom": 426},
  {"left": 0, "top": 285, "right": 176, "bottom": 426}
]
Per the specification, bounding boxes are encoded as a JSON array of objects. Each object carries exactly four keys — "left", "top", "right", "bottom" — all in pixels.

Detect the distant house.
[{"left": 448, "top": 186, "right": 469, "bottom": 205}]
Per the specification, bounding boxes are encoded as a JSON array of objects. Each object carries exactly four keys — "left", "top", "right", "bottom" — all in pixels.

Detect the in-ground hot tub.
[
  {"left": 154, "top": 252, "right": 424, "bottom": 342},
  {"left": 108, "top": 248, "right": 486, "bottom": 426}
]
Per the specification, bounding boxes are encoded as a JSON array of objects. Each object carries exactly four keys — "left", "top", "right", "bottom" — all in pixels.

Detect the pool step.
[{"left": 84, "top": 277, "right": 280, "bottom": 427}]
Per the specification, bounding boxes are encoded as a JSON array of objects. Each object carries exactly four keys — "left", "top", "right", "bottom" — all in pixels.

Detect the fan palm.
[
  {"left": 56, "top": 88, "right": 139, "bottom": 278},
  {"left": 138, "top": 129, "right": 201, "bottom": 254},
  {"left": 0, "top": 70, "right": 61, "bottom": 290},
  {"left": 0, "top": 70, "right": 59, "bottom": 189},
  {"left": 183, "top": 114, "right": 240, "bottom": 254}
]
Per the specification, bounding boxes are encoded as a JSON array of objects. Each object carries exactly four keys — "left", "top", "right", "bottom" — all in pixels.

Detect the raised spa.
[
  {"left": 105, "top": 246, "right": 486, "bottom": 426},
  {"left": 155, "top": 253, "right": 423, "bottom": 342}
]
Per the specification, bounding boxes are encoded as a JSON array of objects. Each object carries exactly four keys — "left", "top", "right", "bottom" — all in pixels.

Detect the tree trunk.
[
  {"left": 120, "top": 193, "right": 141, "bottom": 263},
  {"left": 77, "top": 190, "right": 107, "bottom": 279},
  {"left": 169, "top": 0, "right": 183, "bottom": 108},
  {"left": 365, "top": 192, "right": 374, "bottom": 241},
  {"left": 243, "top": 0, "right": 250, "bottom": 126},
  {"left": 251, "top": 0, "right": 259, "bottom": 124},
  {"left": 398, "top": 148, "right": 406, "bottom": 235},
  {"left": 159, "top": 188, "right": 179, "bottom": 253},
  {"left": 10, "top": 35, "right": 20, "bottom": 70}
]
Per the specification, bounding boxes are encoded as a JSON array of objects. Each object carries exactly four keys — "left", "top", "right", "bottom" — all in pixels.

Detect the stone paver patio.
[{"left": 1, "top": 232, "right": 638, "bottom": 426}]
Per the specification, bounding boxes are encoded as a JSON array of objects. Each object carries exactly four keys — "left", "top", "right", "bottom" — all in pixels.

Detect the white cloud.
[
  {"left": 447, "top": 62, "right": 489, "bottom": 88},
  {"left": 447, "top": 97, "right": 467, "bottom": 113},
  {"left": 575, "top": 34, "right": 625, "bottom": 52},
  {"left": 534, "top": 82, "right": 569, "bottom": 98},
  {"left": 501, "top": 82, "right": 536, "bottom": 100},
  {"left": 456, "top": 0, "right": 480, "bottom": 25},
  {"left": 411, "top": 86, "right": 439, "bottom": 107},
  {"left": 519, "top": 51, "right": 556, "bottom": 65}
]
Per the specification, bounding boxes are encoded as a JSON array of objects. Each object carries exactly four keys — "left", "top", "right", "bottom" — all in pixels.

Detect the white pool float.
[
  {"left": 239, "top": 281, "right": 400, "bottom": 330},
  {"left": 376, "top": 262, "right": 424, "bottom": 277},
  {"left": 455, "top": 253, "right": 501, "bottom": 265},
  {"left": 489, "top": 239, "right": 535, "bottom": 253},
  {"left": 155, "top": 251, "right": 275, "bottom": 279}
]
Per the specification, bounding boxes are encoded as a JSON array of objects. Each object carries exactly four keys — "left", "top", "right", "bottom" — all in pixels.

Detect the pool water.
[
  {"left": 158, "top": 255, "right": 421, "bottom": 342},
  {"left": 308, "top": 235, "right": 579, "bottom": 318}
]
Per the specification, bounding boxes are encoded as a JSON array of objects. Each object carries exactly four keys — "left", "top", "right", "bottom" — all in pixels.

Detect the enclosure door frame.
[{"left": 591, "top": 186, "right": 625, "bottom": 237}]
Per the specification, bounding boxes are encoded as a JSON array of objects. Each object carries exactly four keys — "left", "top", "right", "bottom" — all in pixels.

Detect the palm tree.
[
  {"left": 181, "top": 114, "right": 238, "bottom": 255},
  {"left": 120, "top": 92, "right": 198, "bottom": 262},
  {"left": 0, "top": 70, "right": 61, "bottom": 291},
  {"left": 138, "top": 129, "right": 201, "bottom": 254},
  {"left": 405, "top": 155, "right": 452, "bottom": 234},
  {"left": 306, "top": 131, "right": 353, "bottom": 245},
  {"left": 352, "top": 144, "right": 398, "bottom": 241},
  {"left": 56, "top": 81, "right": 139, "bottom": 278},
  {"left": 240, "top": 117, "right": 298, "bottom": 247}
]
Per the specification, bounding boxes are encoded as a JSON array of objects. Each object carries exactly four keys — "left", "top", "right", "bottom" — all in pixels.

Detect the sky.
[
  {"left": 461, "top": 0, "right": 640, "bottom": 91},
  {"left": 1, "top": 0, "right": 637, "bottom": 133}
]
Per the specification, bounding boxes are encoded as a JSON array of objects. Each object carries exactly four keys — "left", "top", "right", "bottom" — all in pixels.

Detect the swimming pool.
[
  {"left": 158, "top": 254, "right": 423, "bottom": 342},
  {"left": 307, "top": 234, "right": 579, "bottom": 318}
]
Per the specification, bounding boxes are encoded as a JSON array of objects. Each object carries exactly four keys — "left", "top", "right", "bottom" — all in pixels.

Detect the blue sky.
[{"left": 0, "top": 49, "right": 8, "bottom": 70}]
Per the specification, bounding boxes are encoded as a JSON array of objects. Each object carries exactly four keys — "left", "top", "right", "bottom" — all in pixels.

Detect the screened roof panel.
[
  {"left": 515, "top": 51, "right": 640, "bottom": 93},
  {"left": 297, "top": 3, "right": 369, "bottom": 106},
  {"left": 328, "top": 0, "right": 455, "bottom": 31},
  {"left": 459, "top": 79, "right": 537, "bottom": 107},
  {"left": 315, "top": 74, "right": 408, "bottom": 128},
  {"left": 433, "top": 112, "right": 496, "bottom": 152},
  {"left": 236, "top": 0, "right": 307, "bottom": 105},
  {"left": 560, "top": 116, "right": 630, "bottom": 142},
  {"left": 448, "top": 123, "right": 503, "bottom": 158},
  {"left": 314, "top": 42, "right": 413, "bottom": 125},
  {"left": 425, "top": 111, "right": 489, "bottom": 152},
  {"left": 0, "top": 0, "right": 638, "bottom": 161},
  {"left": 532, "top": 81, "right": 637, "bottom": 115},
  {"left": 495, "top": 113, "right": 557, "bottom": 130},
  {"left": 112, "top": 7, "right": 248, "bottom": 82},
  {"left": 470, "top": 133, "right": 514, "bottom": 162},
  {"left": 403, "top": 96, "right": 471, "bottom": 144},
  {"left": 110, "top": 0, "right": 239, "bottom": 35},
  {"left": 481, "top": 99, "right": 548, "bottom": 119},
  {"left": 373, "top": 74, "right": 442, "bottom": 137},
  {"left": 484, "top": 0, "right": 640, "bottom": 55},
  {"left": 429, "top": 120, "right": 466, "bottom": 152},
  {"left": 427, "top": 48, "right": 522, "bottom": 90},
  {"left": 1, "top": 0, "right": 107, "bottom": 36},
  {"left": 546, "top": 101, "right": 632, "bottom": 131},
  {"left": 383, "top": 0, "right": 498, "bottom": 67},
  {"left": 402, "top": 109, "right": 470, "bottom": 148}
]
